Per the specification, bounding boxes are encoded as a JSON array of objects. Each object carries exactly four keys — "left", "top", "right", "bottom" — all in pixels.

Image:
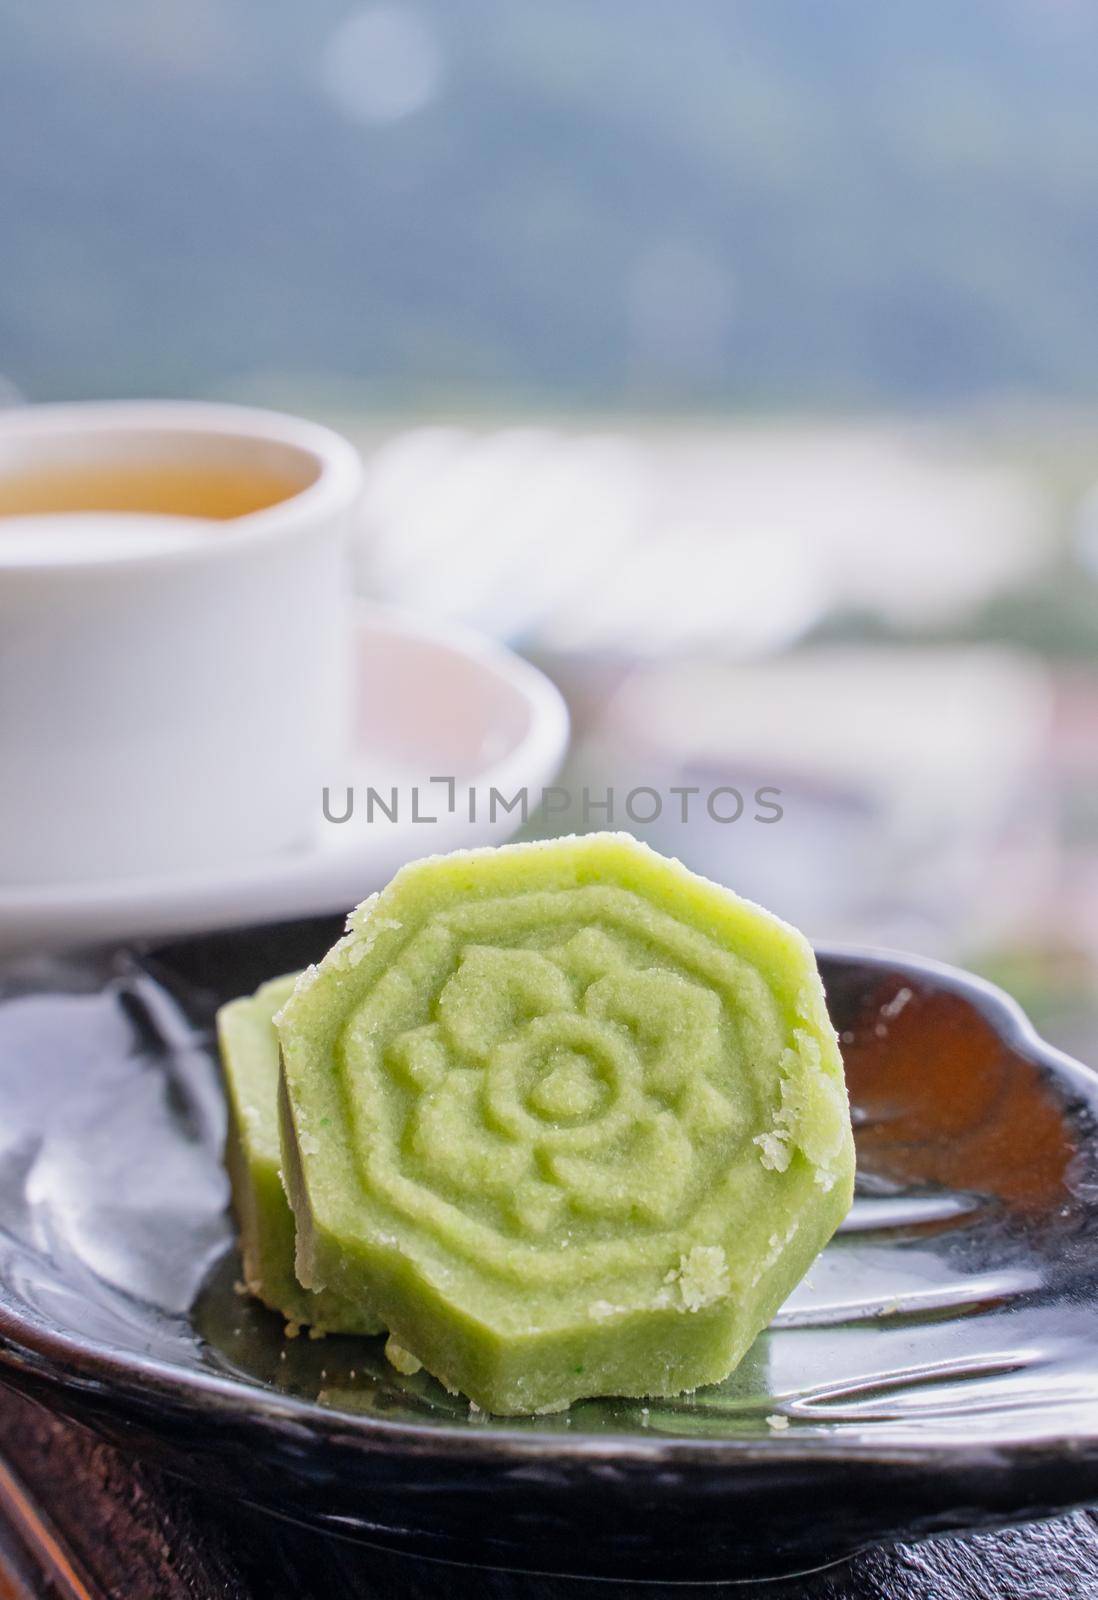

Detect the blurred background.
[{"left": 6, "top": 0, "right": 1098, "bottom": 1054}]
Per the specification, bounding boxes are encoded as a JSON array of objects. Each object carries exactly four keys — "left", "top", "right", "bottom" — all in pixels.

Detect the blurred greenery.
[
  {"left": 806, "top": 573, "right": 1098, "bottom": 660},
  {"left": 6, "top": 0, "right": 1098, "bottom": 404}
]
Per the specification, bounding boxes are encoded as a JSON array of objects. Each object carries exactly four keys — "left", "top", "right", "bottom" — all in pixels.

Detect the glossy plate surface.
[{"left": 0, "top": 918, "right": 1096, "bottom": 1582}]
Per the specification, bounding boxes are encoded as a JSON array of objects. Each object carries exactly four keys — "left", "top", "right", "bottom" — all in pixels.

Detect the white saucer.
[{"left": 0, "top": 605, "right": 569, "bottom": 955}]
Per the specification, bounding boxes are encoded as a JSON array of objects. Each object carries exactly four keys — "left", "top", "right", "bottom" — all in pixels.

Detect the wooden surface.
[{"left": 0, "top": 1384, "right": 1093, "bottom": 1599}]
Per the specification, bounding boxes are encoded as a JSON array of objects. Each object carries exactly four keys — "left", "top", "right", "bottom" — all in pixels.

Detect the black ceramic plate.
[{"left": 0, "top": 917, "right": 1096, "bottom": 1584}]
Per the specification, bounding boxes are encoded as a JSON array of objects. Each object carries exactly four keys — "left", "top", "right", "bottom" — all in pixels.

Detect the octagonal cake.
[{"left": 275, "top": 833, "right": 854, "bottom": 1414}]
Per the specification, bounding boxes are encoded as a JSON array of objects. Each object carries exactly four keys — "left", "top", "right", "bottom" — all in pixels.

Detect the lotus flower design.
[{"left": 392, "top": 935, "right": 745, "bottom": 1239}]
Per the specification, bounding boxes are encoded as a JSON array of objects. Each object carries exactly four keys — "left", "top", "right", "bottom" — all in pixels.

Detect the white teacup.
[{"left": 0, "top": 401, "right": 363, "bottom": 886}]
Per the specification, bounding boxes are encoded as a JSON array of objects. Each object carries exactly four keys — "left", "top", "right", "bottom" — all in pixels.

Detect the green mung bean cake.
[
  {"left": 217, "top": 974, "right": 384, "bottom": 1335},
  {"left": 274, "top": 833, "right": 854, "bottom": 1414}
]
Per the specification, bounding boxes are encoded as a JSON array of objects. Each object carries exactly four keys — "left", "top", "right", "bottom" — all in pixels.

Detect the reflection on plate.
[
  {"left": 0, "top": 922, "right": 1096, "bottom": 1582},
  {"left": 0, "top": 604, "right": 569, "bottom": 955}
]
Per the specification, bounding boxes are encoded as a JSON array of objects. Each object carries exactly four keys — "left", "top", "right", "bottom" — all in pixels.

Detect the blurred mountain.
[{"left": 4, "top": 0, "right": 1098, "bottom": 404}]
